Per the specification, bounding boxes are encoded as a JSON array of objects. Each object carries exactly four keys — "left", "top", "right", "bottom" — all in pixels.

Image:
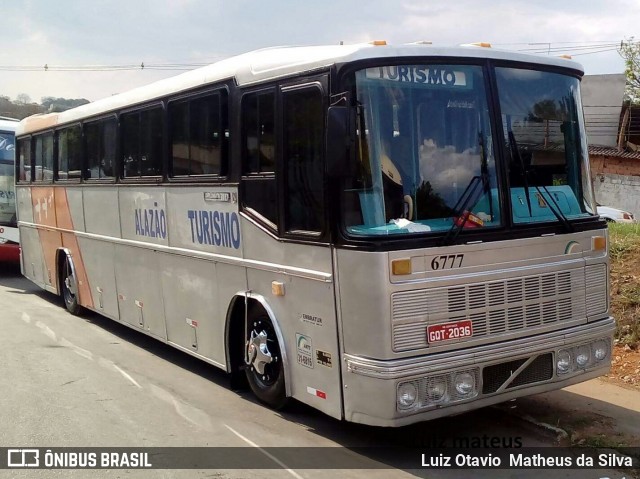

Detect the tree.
[
  {"left": 41, "top": 96, "right": 89, "bottom": 112},
  {"left": 619, "top": 38, "right": 640, "bottom": 105},
  {"left": 15, "top": 93, "right": 32, "bottom": 105}
]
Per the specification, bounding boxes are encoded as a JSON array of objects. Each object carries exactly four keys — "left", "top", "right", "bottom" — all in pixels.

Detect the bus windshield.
[
  {"left": 344, "top": 64, "right": 499, "bottom": 236},
  {"left": 342, "top": 64, "right": 595, "bottom": 237},
  {"left": 0, "top": 129, "right": 16, "bottom": 226}
]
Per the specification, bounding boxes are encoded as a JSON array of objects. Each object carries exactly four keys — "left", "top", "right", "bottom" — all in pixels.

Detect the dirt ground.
[
  {"left": 521, "top": 225, "right": 640, "bottom": 462},
  {"left": 607, "top": 344, "right": 640, "bottom": 389},
  {"left": 607, "top": 224, "right": 640, "bottom": 389}
]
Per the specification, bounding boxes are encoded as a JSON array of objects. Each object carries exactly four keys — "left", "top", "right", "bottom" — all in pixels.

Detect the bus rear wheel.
[
  {"left": 244, "top": 310, "right": 288, "bottom": 409},
  {"left": 61, "top": 255, "right": 81, "bottom": 316}
]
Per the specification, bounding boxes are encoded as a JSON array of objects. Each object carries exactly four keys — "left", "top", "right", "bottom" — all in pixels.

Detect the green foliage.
[
  {"left": 618, "top": 37, "right": 640, "bottom": 105},
  {"left": 41, "top": 97, "right": 90, "bottom": 113},
  {"left": 0, "top": 95, "right": 90, "bottom": 119},
  {"left": 609, "top": 222, "right": 640, "bottom": 347},
  {"left": 608, "top": 222, "right": 640, "bottom": 260},
  {"left": 0, "top": 96, "right": 43, "bottom": 119}
]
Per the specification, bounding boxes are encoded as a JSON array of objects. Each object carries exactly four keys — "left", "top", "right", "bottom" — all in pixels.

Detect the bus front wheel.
[
  {"left": 244, "top": 310, "right": 288, "bottom": 409},
  {"left": 61, "top": 255, "right": 81, "bottom": 316}
]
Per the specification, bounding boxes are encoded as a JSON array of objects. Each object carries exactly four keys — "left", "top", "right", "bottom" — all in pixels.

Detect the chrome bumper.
[{"left": 342, "top": 318, "right": 615, "bottom": 427}]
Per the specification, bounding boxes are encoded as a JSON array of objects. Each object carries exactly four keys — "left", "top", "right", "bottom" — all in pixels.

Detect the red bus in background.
[{"left": 0, "top": 117, "right": 19, "bottom": 263}]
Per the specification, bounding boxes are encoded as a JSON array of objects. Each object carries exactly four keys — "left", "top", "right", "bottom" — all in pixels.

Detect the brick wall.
[
  {"left": 590, "top": 154, "right": 640, "bottom": 177},
  {"left": 591, "top": 154, "right": 640, "bottom": 215}
]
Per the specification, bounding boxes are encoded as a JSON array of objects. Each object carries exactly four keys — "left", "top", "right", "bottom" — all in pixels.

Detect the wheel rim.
[
  {"left": 246, "top": 317, "right": 281, "bottom": 388},
  {"left": 63, "top": 259, "right": 77, "bottom": 306}
]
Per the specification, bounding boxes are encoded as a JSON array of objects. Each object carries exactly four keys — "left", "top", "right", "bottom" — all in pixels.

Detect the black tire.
[
  {"left": 61, "top": 255, "right": 82, "bottom": 316},
  {"left": 244, "top": 309, "right": 288, "bottom": 410}
]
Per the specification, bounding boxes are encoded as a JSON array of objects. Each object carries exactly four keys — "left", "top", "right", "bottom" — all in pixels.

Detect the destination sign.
[{"left": 365, "top": 66, "right": 469, "bottom": 87}]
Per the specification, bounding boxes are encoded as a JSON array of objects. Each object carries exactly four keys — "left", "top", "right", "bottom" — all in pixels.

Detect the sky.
[{"left": 1, "top": 0, "right": 637, "bottom": 103}]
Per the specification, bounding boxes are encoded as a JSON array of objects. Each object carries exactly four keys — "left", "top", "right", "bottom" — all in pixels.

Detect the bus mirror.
[{"left": 326, "top": 105, "right": 352, "bottom": 177}]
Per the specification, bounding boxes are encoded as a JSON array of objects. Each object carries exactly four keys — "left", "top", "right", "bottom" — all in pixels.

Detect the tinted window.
[
  {"left": 241, "top": 90, "right": 277, "bottom": 225},
  {"left": 122, "top": 107, "right": 163, "bottom": 178},
  {"left": 86, "top": 118, "right": 116, "bottom": 179},
  {"left": 283, "top": 87, "right": 324, "bottom": 233},
  {"left": 58, "top": 126, "right": 82, "bottom": 180},
  {"left": 34, "top": 133, "right": 54, "bottom": 181},
  {"left": 170, "top": 101, "right": 189, "bottom": 175},
  {"left": 17, "top": 138, "right": 30, "bottom": 182},
  {"left": 243, "top": 91, "right": 275, "bottom": 174},
  {"left": 169, "top": 92, "right": 227, "bottom": 176}
]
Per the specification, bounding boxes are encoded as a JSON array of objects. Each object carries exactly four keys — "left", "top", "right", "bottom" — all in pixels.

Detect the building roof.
[{"left": 588, "top": 145, "right": 640, "bottom": 160}]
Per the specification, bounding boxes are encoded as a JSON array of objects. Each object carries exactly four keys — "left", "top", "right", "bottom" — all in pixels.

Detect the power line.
[
  {"left": 506, "top": 39, "right": 639, "bottom": 57},
  {"left": 0, "top": 61, "right": 216, "bottom": 72},
  {"left": 517, "top": 42, "right": 619, "bottom": 52},
  {"left": 0, "top": 39, "right": 635, "bottom": 72},
  {"left": 494, "top": 40, "right": 624, "bottom": 45}
]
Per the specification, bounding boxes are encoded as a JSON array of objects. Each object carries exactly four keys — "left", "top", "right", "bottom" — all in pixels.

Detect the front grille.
[
  {"left": 482, "top": 353, "right": 553, "bottom": 394},
  {"left": 481, "top": 358, "right": 527, "bottom": 394},
  {"left": 585, "top": 264, "right": 607, "bottom": 316},
  {"left": 391, "top": 268, "right": 589, "bottom": 352},
  {"left": 508, "top": 353, "right": 554, "bottom": 389}
]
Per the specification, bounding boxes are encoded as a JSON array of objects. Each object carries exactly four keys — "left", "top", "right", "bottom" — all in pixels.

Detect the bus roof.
[
  {"left": 17, "top": 42, "right": 584, "bottom": 135},
  {"left": 0, "top": 117, "right": 19, "bottom": 132}
]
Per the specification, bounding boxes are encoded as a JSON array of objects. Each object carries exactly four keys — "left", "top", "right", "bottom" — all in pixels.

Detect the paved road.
[{"left": 0, "top": 264, "right": 626, "bottom": 479}]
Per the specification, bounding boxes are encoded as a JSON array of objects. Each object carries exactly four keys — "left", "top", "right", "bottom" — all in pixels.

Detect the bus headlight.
[
  {"left": 395, "top": 368, "right": 479, "bottom": 412},
  {"left": 576, "top": 345, "right": 591, "bottom": 368},
  {"left": 593, "top": 340, "right": 608, "bottom": 361},
  {"left": 454, "top": 372, "right": 475, "bottom": 396},
  {"left": 397, "top": 381, "right": 418, "bottom": 409},
  {"left": 426, "top": 376, "right": 447, "bottom": 403},
  {"left": 557, "top": 350, "right": 571, "bottom": 374}
]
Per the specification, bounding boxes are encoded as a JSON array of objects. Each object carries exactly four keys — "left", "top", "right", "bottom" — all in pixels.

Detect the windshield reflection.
[
  {"left": 495, "top": 67, "right": 595, "bottom": 224},
  {"left": 345, "top": 64, "right": 499, "bottom": 235}
]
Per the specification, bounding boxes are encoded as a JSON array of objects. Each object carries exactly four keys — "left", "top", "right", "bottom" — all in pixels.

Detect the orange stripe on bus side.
[
  {"left": 31, "top": 186, "right": 60, "bottom": 288},
  {"left": 30, "top": 187, "right": 94, "bottom": 309},
  {"left": 56, "top": 188, "right": 94, "bottom": 309}
]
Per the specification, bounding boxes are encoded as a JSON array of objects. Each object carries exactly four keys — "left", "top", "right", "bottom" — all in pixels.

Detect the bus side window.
[
  {"left": 57, "top": 125, "right": 82, "bottom": 180},
  {"left": 85, "top": 118, "right": 116, "bottom": 180},
  {"left": 241, "top": 90, "right": 277, "bottom": 226},
  {"left": 282, "top": 85, "right": 324, "bottom": 233},
  {"left": 33, "top": 133, "right": 54, "bottom": 182},
  {"left": 17, "top": 138, "right": 31, "bottom": 182},
  {"left": 121, "top": 108, "right": 162, "bottom": 178},
  {"left": 169, "top": 91, "right": 227, "bottom": 177}
]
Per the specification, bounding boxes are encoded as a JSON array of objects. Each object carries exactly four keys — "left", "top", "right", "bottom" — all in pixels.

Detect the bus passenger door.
[
  {"left": 280, "top": 79, "right": 341, "bottom": 418},
  {"left": 240, "top": 76, "right": 342, "bottom": 419}
]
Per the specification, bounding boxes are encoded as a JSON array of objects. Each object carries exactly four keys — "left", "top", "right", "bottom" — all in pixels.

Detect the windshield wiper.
[
  {"left": 532, "top": 183, "right": 574, "bottom": 233},
  {"left": 440, "top": 131, "right": 494, "bottom": 247},
  {"left": 440, "top": 175, "right": 484, "bottom": 246},
  {"left": 508, "top": 130, "right": 573, "bottom": 233},
  {"left": 508, "top": 131, "right": 533, "bottom": 217},
  {"left": 479, "top": 130, "right": 494, "bottom": 221}
]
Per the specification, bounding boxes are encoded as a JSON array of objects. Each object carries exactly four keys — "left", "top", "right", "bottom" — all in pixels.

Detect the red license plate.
[{"left": 427, "top": 320, "right": 473, "bottom": 343}]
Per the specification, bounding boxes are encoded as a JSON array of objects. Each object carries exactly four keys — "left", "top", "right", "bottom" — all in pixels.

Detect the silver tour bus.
[{"left": 15, "top": 42, "right": 613, "bottom": 426}]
